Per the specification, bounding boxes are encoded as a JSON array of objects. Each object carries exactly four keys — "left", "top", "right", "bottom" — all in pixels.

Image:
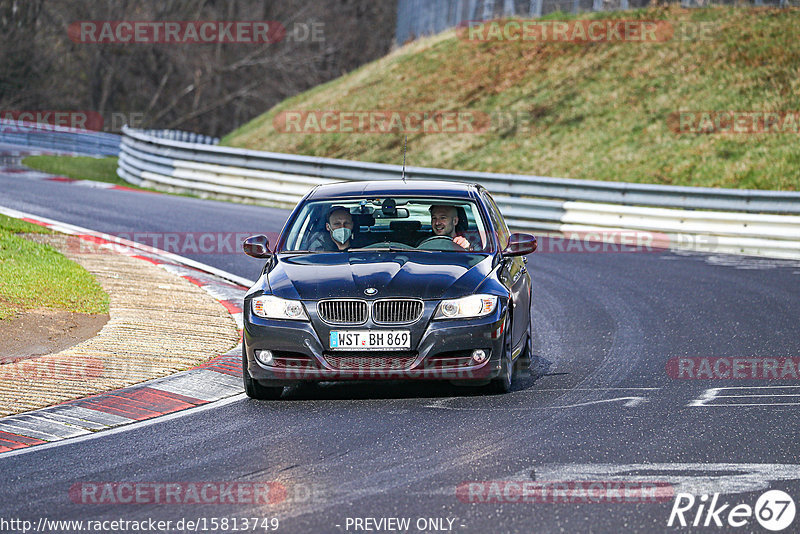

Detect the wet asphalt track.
[{"left": 2, "top": 169, "right": 800, "bottom": 533}]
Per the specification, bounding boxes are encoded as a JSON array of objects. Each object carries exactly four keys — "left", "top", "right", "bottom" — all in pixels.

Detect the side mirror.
[
  {"left": 242, "top": 234, "right": 272, "bottom": 259},
  {"left": 502, "top": 233, "right": 537, "bottom": 256}
]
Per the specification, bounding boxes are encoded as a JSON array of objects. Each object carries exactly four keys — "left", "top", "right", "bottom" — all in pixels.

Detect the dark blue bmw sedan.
[{"left": 241, "top": 180, "right": 536, "bottom": 399}]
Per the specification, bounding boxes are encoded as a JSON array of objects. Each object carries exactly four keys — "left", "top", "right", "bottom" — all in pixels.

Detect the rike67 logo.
[{"left": 668, "top": 490, "right": 796, "bottom": 531}]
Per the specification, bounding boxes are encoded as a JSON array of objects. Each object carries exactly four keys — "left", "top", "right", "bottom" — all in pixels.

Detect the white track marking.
[
  {"left": 148, "top": 369, "right": 243, "bottom": 402},
  {"left": 690, "top": 386, "right": 800, "bottom": 407},
  {"left": 0, "top": 422, "right": 64, "bottom": 442},
  {"left": 0, "top": 394, "right": 246, "bottom": 459},
  {"left": 509, "top": 463, "right": 800, "bottom": 497},
  {"left": 42, "top": 405, "right": 133, "bottom": 427},
  {"left": 425, "top": 393, "right": 653, "bottom": 411}
]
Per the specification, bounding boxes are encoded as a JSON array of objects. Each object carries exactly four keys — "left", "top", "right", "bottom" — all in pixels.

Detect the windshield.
[{"left": 279, "top": 197, "right": 491, "bottom": 253}]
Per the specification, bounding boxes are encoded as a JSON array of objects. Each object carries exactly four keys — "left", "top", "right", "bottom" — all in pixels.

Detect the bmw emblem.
[{"left": 364, "top": 287, "right": 378, "bottom": 296}]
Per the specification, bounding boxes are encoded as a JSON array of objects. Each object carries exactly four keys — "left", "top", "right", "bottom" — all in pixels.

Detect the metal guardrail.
[
  {"left": 119, "top": 126, "right": 800, "bottom": 259},
  {"left": 0, "top": 118, "right": 121, "bottom": 156},
  {"left": 120, "top": 126, "right": 800, "bottom": 213},
  {"left": 136, "top": 129, "right": 219, "bottom": 145}
]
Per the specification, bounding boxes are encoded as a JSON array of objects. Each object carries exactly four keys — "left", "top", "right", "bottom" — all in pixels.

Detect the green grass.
[
  {"left": 0, "top": 214, "right": 109, "bottom": 320},
  {"left": 21, "top": 154, "right": 204, "bottom": 199},
  {"left": 222, "top": 6, "right": 800, "bottom": 191},
  {"left": 21, "top": 155, "right": 127, "bottom": 186},
  {"left": 0, "top": 215, "right": 54, "bottom": 235}
]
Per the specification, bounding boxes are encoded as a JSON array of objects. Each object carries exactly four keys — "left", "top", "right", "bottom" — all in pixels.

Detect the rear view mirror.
[
  {"left": 242, "top": 234, "right": 272, "bottom": 259},
  {"left": 381, "top": 198, "right": 396, "bottom": 216},
  {"left": 503, "top": 233, "right": 537, "bottom": 256}
]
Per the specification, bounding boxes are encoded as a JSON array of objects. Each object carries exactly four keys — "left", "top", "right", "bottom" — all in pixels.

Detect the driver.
[
  {"left": 309, "top": 206, "right": 353, "bottom": 251},
  {"left": 429, "top": 205, "right": 470, "bottom": 250}
]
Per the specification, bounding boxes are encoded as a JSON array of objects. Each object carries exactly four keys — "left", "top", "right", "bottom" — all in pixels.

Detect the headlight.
[
  {"left": 251, "top": 295, "right": 308, "bottom": 321},
  {"left": 434, "top": 294, "right": 497, "bottom": 319}
]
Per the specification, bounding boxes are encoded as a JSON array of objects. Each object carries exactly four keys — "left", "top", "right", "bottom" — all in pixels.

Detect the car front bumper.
[{"left": 243, "top": 302, "right": 507, "bottom": 385}]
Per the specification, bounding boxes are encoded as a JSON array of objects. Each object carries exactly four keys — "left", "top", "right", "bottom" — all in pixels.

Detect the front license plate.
[{"left": 329, "top": 330, "right": 411, "bottom": 351}]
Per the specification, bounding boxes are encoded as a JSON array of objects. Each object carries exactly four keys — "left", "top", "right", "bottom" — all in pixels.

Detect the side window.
[{"left": 482, "top": 192, "right": 510, "bottom": 250}]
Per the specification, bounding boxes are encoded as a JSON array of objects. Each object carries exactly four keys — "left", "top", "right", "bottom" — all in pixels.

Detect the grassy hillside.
[
  {"left": 222, "top": 6, "right": 800, "bottom": 191},
  {"left": 0, "top": 215, "right": 108, "bottom": 320}
]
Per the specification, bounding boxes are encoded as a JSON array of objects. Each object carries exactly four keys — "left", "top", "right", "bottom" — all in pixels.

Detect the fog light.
[
  {"left": 471, "top": 349, "right": 487, "bottom": 363},
  {"left": 255, "top": 349, "right": 274, "bottom": 366}
]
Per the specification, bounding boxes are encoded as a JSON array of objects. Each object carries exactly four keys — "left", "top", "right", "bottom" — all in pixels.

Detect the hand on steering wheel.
[
  {"left": 453, "top": 236, "right": 470, "bottom": 249},
  {"left": 418, "top": 235, "right": 470, "bottom": 250},
  {"left": 418, "top": 235, "right": 453, "bottom": 245}
]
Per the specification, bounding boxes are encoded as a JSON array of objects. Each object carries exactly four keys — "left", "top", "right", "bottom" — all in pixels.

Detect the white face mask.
[{"left": 331, "top": 227, "right": 352, "bottom": 244}]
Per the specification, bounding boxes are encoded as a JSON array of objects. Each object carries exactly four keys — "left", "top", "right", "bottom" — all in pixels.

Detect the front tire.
[
  {"left": 242, "top": 341, "right": 284, "bottom": 400},
  {"left": 487, "top": 314, "right": 513, "bottom": 394},
  {"left": 514, "top": 323, "right": 533, "bottom": 378}
]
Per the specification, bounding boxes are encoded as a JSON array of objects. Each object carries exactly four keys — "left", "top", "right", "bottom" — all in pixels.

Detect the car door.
[{"left": 482, "top": 191, "right": 531, "bottom": 353}]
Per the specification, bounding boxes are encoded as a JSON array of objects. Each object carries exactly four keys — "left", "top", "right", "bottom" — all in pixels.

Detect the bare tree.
[{"left": 1, "top": 0, "right": 397, "bottom": 136}]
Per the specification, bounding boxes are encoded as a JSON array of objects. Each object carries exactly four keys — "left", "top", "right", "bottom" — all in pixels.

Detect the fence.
[
  {"left": 118, "top": 126, "right": 800, "bottom": 260},
  {"left": 0, "top": 118, "right": 121, "bottom": 157},
  {"left": 395, "top": 0, "right": 795, "bottom": 44}
]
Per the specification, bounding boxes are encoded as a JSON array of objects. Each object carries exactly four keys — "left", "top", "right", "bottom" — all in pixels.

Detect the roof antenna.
[{"left": 401, "top": 135, "right": 407, "bottom": 183}]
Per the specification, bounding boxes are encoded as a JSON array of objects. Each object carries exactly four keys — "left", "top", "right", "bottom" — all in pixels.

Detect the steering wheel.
[
  {"left": 362, "top": 241, "right": 411, "bottom": 249},
  {"left": 417, "top": 235, "right": 460, "bottom": 250}
]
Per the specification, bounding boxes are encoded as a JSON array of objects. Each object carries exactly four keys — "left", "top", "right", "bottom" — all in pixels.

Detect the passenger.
[
  {"left": 429, "top": 205, "right": 470, "bottom": 250},
  {"left": 309, "top": 206, "right": 354, "bottom": 251}
]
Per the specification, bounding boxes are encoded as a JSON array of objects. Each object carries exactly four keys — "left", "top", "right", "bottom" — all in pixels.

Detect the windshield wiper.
[{"left": 349, "top": 247, "right": 418, "bottom": 253}]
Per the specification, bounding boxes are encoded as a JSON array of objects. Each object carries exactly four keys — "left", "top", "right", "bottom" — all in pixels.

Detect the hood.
[{"left": 268, "top": 251, "right": 493, "bottom": 301}]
